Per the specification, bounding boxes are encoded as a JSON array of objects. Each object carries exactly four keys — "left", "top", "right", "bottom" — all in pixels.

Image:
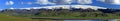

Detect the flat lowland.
[{"left": 0, "top": 14, "right": 38, "bottom": 21}]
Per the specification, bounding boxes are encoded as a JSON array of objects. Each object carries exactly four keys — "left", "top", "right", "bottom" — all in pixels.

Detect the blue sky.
[{"left": 0, "top": 0, "right": 120, "bottom": 9}]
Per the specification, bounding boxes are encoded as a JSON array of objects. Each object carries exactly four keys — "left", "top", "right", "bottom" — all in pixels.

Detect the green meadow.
[{"left": 0, "top": 14, "right": 39, "bottom": 21}]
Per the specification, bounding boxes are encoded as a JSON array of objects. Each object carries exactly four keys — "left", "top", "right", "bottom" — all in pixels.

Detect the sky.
[{"left": 0, "top": 0, "right": 120, "bottom": 10}]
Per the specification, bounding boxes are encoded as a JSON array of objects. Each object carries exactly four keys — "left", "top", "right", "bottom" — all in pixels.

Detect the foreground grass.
[{"left": 0, "top": 14, "right": 38, "bottom": 21}]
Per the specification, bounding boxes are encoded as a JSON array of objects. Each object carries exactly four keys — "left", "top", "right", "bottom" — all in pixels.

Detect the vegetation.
[
  {"left": 0, "top": 8, "right": 120, "bottom": 21},
  {"left": 0, "top": 8, "right": 120, "bottom": 18},
  {"left": 0, "top": 13, "right": 39, "bottom": 21}
]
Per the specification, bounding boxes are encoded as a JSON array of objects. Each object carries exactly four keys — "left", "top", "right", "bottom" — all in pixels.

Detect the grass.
[{"left": 0, "top": 14, "right": 38, "bottom": 21}]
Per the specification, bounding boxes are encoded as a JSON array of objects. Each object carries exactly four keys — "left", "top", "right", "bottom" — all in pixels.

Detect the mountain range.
[
  {"left": 9, "top": 5, "right": 107, "bottom": 10},
  {"left": 0, "top": 5, "right": 106, "bottom": 13},
  {"left": 0, "top": 5, "right": 120, "bottom": 14},
  {"left": 0, "top": 5, "right": 120, "bottom": 18}
]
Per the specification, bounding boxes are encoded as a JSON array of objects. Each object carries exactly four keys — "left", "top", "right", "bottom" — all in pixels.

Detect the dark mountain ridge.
[{"left": 1, "top": 8, "right": 120, "bottom": 14}]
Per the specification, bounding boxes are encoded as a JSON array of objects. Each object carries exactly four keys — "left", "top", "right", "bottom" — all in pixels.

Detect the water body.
[
  {"left": 64, "top": 20, "right": 104, "bottom": 21},
  {"left": 32, "top": 18, "right": 118, "bottom": 21},
  {"left": 53, "top": 19, "right": 118, "bottom": 21}
]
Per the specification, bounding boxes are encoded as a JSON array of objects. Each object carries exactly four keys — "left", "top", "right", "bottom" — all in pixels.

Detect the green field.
[
  {"left": 0, "top": 14, "right": 39, "bottom": 21},
  {"left": 1, "top": 9, "right": 120, "bottom": 21}
]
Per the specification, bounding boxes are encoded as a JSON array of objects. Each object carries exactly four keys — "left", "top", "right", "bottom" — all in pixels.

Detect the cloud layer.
[
  {"left": 77, "top": 0, "right": 93, "bottom": 4},
  {"left": 35, "top": 0, "right": 56, "bottom": 5},
  {"left": 55, "top": 0, "right": 93, "bottom": 4},
  {"left": 18, "top": 5, "right": 107, "bottom": 10},
  {"left": 97, "top": 0, "right": 120, "bottom": 5},
  {"left": 97, "top": 0, "right": 105, "bottom": 2},
  {"left": 35, "top": 0, "right": 93, "bottom": 5},
  {"left": 113, "top": 0, "right": 120, "bottom": 4},
  {"left": 5, "top": 0, "right": 93, "bottom": 5},
  {"left": 5, "top": 1, "right": 14, "bottom": 5}
]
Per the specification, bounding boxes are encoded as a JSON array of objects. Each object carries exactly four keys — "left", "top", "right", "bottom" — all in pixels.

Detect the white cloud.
[
  {"left": 113, "top": 0, "right": 120, "bottom": 4},
  {"left": 0, "top": 9, "right": 2, "bottom": 10},
  {"left": 19, "top": 8, "right": 31, "bottom": 10},
  {"left": 71, "top": 5, "right": 107, "bottom": 10},
  {"left": 27, "top": 2, "right": 32, "bottom": 5},
  {"left": 97, "top": 0, "right": 120, "bottom": 5},
  {"left": 97, "top": 0, "right": 105, "bottom": 2},
  {"left": 6, "top": 2, "right": 9, "bottom": 5},
  {"left": 77, "top": 0, "right": 93, "bottom": 4},
  {"left": 0, "top": 9, "right": 3, "bottom": 11},
  {"left": 35, "top": 0, "right": 93, "bottom": 5},
  {"left": 53, "top": 0, "right": 93, "bottom": 4},
  {"left": 10, "top": 7, "right": 14, "bottom": 9},
  {"left": 17, "top": 5, "right": 106, "bottom": 10},
  {"left": 5, "top": 1, "right": 14, "bottom": 5},
  {"left": 57, "top": 0, "right": 72, "bottom": 4},
  {"left": 21, "top": 2, "right": 24, "bottom": 4},
  {"left": 35, "top": 0, "right": 56, "bottom": 5},
  {"left": 21, "top": 2, "right": 32, "bottom": 5}
]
